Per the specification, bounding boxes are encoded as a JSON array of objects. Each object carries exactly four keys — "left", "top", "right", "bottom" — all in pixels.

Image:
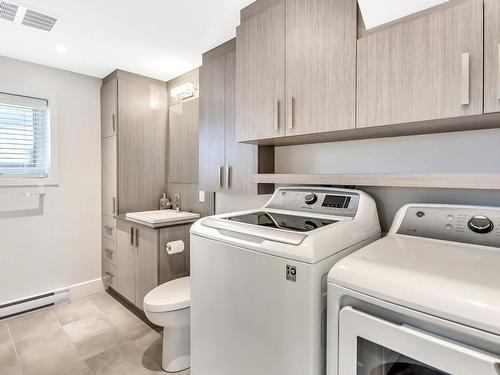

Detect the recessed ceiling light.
[{"left": 56, "top": 43, "right": 67, "bottom": 54}]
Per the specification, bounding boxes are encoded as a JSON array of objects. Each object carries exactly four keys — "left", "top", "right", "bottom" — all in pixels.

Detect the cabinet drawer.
[
  {"left": 102, "top": 215, "right": 117, "bottom": 241},
  {"left": 102, "top": 238, "right": 117, "bottom": 265},
  {"left": 102, "top": 258, "right": 117, "bottom": 288}
]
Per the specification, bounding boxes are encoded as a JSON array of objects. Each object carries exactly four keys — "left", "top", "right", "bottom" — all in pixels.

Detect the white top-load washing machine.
[
  {"left": 190, "top": 187, "right": 381, "bottom": 375},
  {"left": 327, "top": 204, "right": 500, "bottom": 375}
]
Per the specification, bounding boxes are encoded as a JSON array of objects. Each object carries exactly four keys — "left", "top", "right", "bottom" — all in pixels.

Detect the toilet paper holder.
[{"left": 166, "top": 240, "right": 185, "bottom": 255}]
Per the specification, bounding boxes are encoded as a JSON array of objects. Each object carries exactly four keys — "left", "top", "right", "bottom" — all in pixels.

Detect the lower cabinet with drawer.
[
  {"left": 102, "top": 259, "right": 117, "bottom": 289},
  {"left": 109, "top": 219, "right": 192, "bottom": 310}
]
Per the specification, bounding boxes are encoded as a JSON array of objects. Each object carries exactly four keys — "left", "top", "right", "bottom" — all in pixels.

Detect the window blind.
[{"left": 0, "top": 92, "right": 50, "bottom": 178}]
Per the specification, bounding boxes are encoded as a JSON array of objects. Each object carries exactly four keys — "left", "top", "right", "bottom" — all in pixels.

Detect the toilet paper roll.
[{"left": 166, "top": 240, "right": 184, "bottom": 255}]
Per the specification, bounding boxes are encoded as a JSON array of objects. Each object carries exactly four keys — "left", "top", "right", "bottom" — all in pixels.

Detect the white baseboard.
[{"left": 64, "top": 278, "right": 105, "bottom": 301}]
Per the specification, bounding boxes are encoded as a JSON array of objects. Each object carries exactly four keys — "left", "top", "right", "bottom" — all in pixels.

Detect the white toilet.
[{"left": 143, "top": 276, "right": 191, "bottom": 373}]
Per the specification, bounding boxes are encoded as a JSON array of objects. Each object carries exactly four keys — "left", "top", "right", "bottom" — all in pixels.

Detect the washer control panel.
[
  {"left": 266, "top": 188, "right": 359, "bottom": 217},
  {"left": 397, "top": 206, "right": 500, "bottom": 248}
]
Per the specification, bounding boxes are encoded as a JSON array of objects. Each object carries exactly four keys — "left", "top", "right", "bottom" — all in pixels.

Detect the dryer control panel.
[
  {"left": 265, "top": 188, "right": 359, "bottom": 218},
  {"left": 396, "top": 205, "right": 500, "bottom": 248}
]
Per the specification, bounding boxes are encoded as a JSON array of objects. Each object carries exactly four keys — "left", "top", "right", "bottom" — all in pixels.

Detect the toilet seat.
[{"left": 144, "top": 276, "right": 190, "bottom": 313}]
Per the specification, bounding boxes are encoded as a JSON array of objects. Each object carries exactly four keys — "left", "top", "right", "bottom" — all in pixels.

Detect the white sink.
[{"left": 126, "top": 210, "right": 200, "bottom": 225}]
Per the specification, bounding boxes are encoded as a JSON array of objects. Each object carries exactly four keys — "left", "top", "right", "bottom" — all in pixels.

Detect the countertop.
[{"left": 116, "top": 214, "right": 199, "bottom": 229}]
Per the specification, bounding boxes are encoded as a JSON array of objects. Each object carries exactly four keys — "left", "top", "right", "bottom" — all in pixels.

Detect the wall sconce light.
[{"left": 171, "top": 82, "right": 196, "bottom": 100}]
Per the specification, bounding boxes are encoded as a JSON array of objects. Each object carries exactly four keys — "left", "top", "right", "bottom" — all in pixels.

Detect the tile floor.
[{"left": 0, "top": 292, "right": 189, "bottom": 375}]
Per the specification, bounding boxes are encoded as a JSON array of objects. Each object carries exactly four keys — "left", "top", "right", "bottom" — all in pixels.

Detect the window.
[{"left": 0, "top": 92, "right": 51, "bottom": 179}]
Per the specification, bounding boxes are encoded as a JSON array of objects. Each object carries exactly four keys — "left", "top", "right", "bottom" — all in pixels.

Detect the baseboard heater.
[{"left": 0, "top": 289, "right": 69, "bottom": 319}]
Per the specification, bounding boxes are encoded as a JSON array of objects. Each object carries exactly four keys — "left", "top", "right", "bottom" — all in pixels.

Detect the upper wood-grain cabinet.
[
  {"left": 117, "top": 76, "right": 168, "bottom": 213},
  {"left": 199, "top": 52, "right": 226, "bottom": 192},
  {"left": 484, "top": 0, "right": 500, "bottom": 113},
  {"left": 236, "top": 1, "right": 285, "bottom": 142},
  {"left": 168, "top": 98, "right": 199, "bottom": 184},
  {"left": 235, "top": 0, "right": 357, "bottom": 142},
  {"left": 357, "top": 0, "right": 484, "bottom": 128},
  {"left": 101, "top": 79, "right": 117, "bottom": 139},
  {"left": 101, "top": 136, "right": 117, "bottom": 217},
  {"left": 101, "top": 70, "right": 168, "bottom": 215},
  {"left": 200, "top": 40, "right": 275, "bottom": 194},
  {"left": 285, "top": 0, "right": 357, "bottom": 136}
]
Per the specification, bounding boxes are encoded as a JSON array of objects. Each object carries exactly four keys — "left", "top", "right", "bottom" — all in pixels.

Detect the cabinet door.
[
  {"left": 118, "top": 78, "right": 168, "bottom": 214},
  {"left": 235, "top": 1, "right": 286, "bottom": 142},
  {"left": 101, "top": 136, "right": 117, "bottom": 217},
  {"left": 357, "top": 0, "right": 483, "bottom": 128},
  {"left": 225, "top": 51, "right": 260, "bottom": 194},
  {"left": 101, "top": 79, "right": 117, "bottom": 138},
  {"left": 484, "top": 0, "right": 500, "bottom": 113},
  {"left": 159, "top": 225, "right": 191, "bottom": 284},
  {"left": 169, "top": 99, "right": 200, "bottom": 184},
  {"left": 116, "top": 220, "right": 135, "bottom": 303},
  {"left": 199, "top": 55, "right": 226, "bottom": 192},
  {"left": 285, "top": 0, "right": 356, "bottom": 136},
  {"left": 134, "top": 226, "right": 158, "bottom": 310}
]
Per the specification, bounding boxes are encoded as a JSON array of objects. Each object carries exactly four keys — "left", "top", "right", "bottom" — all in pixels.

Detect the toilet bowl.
[{"left": 144, "top": 276, "right": 190, "bottom": 373}]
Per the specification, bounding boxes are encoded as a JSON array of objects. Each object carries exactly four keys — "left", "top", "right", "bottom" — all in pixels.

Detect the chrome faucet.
[{"left": 174, "top": 193, "right": 181, "bottom": 212}]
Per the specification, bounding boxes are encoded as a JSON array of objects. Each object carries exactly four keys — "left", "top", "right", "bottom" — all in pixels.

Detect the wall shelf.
[{"left": 253, "top": 174, "right": 500, "bottom": 190}]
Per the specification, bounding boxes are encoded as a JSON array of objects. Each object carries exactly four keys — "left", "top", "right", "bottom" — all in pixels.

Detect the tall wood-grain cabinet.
[
  {"left": 356, "top": 0, "right": 484, "bottom": 128},
  {"left": 235, "top": 0, "right": 357, "bottom": 142},
  {"left": 199, "top": 39, "right": 275, "bottom": 194},
  {"left": 101, "top": 70, "right": 168, "bottom": 289}
]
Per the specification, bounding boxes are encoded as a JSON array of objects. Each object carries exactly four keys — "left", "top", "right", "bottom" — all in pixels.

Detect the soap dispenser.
[{"left": 159, "top": 193, "right": 171, "bottom": 210}]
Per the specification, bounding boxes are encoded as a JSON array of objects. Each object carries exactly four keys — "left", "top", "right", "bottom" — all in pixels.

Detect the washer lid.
[
  {"left": 329, "top": 235, "right": 500, "bottom": 336},
  {"left": 143, "top": 276, "right": 190, "bottom": 312}
]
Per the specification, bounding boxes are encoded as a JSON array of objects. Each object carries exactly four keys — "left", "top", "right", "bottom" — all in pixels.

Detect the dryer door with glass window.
[{"left": 338, "top": 307, "right": 500, "bottom": 375}]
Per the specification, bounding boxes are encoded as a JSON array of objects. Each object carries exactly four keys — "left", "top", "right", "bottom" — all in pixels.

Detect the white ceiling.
[
  {"left": 0, "top": 0, "right": 254, "bottom": 81},
  {"left": 0, "top": 0, "right": 448, "bottom": 82},
  {"left": 358, "top": 0, "right": 449, "bottom": 30}
]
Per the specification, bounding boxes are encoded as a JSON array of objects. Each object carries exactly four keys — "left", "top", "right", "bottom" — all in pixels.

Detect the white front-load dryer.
[
  {"left": 190, "top": 187, "right": 381, "bottom": 375},
  {"left": 327, "top": 204, "right": 500, "bottom": 375}
]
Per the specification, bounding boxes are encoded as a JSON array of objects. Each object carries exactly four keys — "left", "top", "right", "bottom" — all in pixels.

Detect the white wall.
[
  {"left": 0, "top": 56, "right": 102, "bottom": 304},
  {"left": 216, "top": 129, "right": 500, "bottom": 231}
]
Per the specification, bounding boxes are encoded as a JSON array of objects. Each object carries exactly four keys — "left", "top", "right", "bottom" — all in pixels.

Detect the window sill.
[{"left": 0, "top": 176, "right": 59, "bottom": 187}]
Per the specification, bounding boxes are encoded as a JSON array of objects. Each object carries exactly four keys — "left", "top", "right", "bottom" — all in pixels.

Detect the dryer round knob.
[
  {"left": 468, "top": 215, "right": 494, "bottom": 234},
  {"left": 304, "top": 193, "right": 318, "bottom": 205}
]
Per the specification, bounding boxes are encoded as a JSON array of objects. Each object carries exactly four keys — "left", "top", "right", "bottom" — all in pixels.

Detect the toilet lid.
[{"left": 143, "top": 276, "right": 190, "bottom": 312}]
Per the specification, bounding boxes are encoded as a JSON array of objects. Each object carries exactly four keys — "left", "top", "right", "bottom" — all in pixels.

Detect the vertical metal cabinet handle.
[
  {"left": 135, "top": 228, "right": 139, "bottom": 248},
  {"left": 218, "top": 166, "right": 223, "bottom": 188},
  {"left": 112, "top": 197, "right": 116, "bottom": 215},
  {"left": 112, "top": 114, "right": 116, "bottom": 133},
  {"left": 461, "top": 52, "right": 470, "bottom": 106},
  {"left": 130, "top": 227, "right": 134, "bottom": 246},
  {"left": 497, "top": 45, "right": 500, "bottom": 100},
  {"left": 225, "top": 166, "right": 231, "bottom": 190},
  {"left": 274, "top": 100, "right": 280, "bottom": 131},
  {"left": 287, "top": 97, "right": 294, "bottom": 130}
]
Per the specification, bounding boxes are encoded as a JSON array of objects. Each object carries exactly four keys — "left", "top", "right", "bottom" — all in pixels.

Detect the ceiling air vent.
[
  {"left": 21, "top": 8, "right": 57, "bottom": 31},
  {"left": 0, "top": 1, "right": 18, "bottom": 21}
]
